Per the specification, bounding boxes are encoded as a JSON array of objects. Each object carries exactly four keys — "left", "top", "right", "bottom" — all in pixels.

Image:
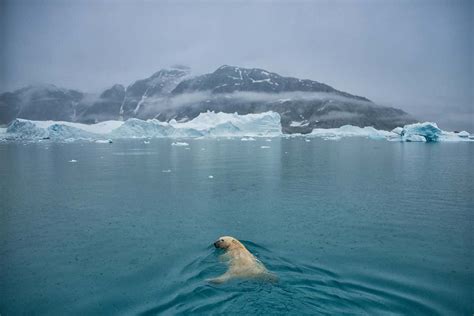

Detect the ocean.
[{"left": 0, "top": 138, "right": 472, "bottom": 315}]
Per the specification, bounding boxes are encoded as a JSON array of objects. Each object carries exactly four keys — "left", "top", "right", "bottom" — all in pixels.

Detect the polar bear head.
[{"left": 214, "top": 236, "right": 241, "bottom": 250}]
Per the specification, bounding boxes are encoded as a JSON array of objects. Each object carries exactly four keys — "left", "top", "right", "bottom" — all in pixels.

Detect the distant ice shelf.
[{"left": 0, "top": 112, "right": 471, "bottom": 143}]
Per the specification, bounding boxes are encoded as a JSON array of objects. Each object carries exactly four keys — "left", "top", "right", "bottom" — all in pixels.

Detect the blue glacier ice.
[
  {"left": 2, "top": 111, "right": 282, "bottom": 141},
  {"left": 2, "top": 113, "right": 472, "bottom": 143},
  {"left": 400, "top": 122, "right": 442, "bottom": 142}
]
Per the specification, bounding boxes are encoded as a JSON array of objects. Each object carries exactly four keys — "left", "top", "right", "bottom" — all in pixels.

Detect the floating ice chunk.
[
  {"left": 305, "top": 139, "right": 311, "bottom": 142},
  {"left": 172, "top": 142, "right": 189, "bottom": 146},
  {"left": 265, "top": 139, "right": 272, "bottom": 142},
  {"left": 144, "top": 140, "right": 150, "bottom": 144},
  {"left": 310, "top": 125, "right": 393, "bottom": 139},
  {"left": 260, "top": 145, "right": 270, "bottom": 149},
  {"left": 68, "top": 159, "right": 77, "bottom": 163},
  {"left": 208, "top": 175, "right": 214, "bottom": 179},
  {"left": 95, "top": 139, "right": 113, "bottom": 144},
  {"left": 170, "top": 111, "right": 282, "bottom": 136},
  {"left": 458, "top": 131, "right": 469, "bottom": 138},
  {"left": 401, "top": 122, "right": 441, "bottom": 142},
  {"left": 323, "top": 136, "right": 342, "bottom": 141},
  {"left": 240, "top": 137, "right": 256, "bottom": 141},
  {"left": 162, "top": 169, "right": 172, "bottom": 173}
]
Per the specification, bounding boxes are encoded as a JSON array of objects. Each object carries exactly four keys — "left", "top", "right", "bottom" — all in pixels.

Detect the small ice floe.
[
  {"left": 95, "top": 139, "right": 113, "bottom": 144},
  {"left": 240, "top": 137, "right": 256, "bottom": 141},
  {"left": 208, "top": 175, "right": 214, "bottom": 179},
  {"left": 69, "top": 159, "right": 77, "bottom": 163},
  {"left": 323, "top": 136, "right": 342, "bottom": 141},
  {"left": 162, "top": 169, "right": 172, "bottom": 173},
  {"left": 144, "top": 140, "right": 150, "bottom": 144},
  {"left": 457, "top": 131, "right": 470, "bottom": 138},
  {"left": 171, "top": 142, "right": 189, "bottom": 147},
  {"left": 265, "top": 139, "right": 272, "bottom": 142},
  {"left": 260, "top": 145, "right": 271, "bottom": 149},
  {"left": 305, "top": 139, "right": 311, "bottom": 142}
]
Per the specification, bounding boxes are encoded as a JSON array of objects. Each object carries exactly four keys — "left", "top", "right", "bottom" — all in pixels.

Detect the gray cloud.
[{"left": 1, "top": 0, "right": 472, "bottom": 131}]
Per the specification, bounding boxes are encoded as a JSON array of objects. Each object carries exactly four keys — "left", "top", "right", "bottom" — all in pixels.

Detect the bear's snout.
[{"left": 214, "top": 241, "right": 219, "bottom": 248}]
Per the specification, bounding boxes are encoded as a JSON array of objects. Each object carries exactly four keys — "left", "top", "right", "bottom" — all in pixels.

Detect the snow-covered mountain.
[{"left": 0, "top": 65, "right": 416, "bottom": 133}]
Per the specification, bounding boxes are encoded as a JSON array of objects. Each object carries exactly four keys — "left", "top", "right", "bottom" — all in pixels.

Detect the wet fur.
[{"left": 208, "top": 236, "right": 277, "bottom": 284}]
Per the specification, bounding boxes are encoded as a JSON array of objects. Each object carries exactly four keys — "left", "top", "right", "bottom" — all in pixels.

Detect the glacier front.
[
  {"left": 2, "top": 111, "right": 282, "bottom": 141},
  {"left": 1, "top": 112, "right": 472, "bottom": 143}
]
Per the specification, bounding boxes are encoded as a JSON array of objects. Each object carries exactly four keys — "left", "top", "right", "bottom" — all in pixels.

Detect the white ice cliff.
[{"left": 1, "top": 112, "right": 471, "bottom": 143}]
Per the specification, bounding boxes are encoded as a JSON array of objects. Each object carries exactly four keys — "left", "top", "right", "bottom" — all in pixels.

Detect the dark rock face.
[
  {"left": 0, "top": 84, "right": 83, "bottom": 123},
  {"left": 173, "top": 65, "right": 369, "bottom": 102},
  {"left": 119, "top": 67, "right": 191, "bottom": 120},
  {"left": 0, "top": 65, "right": 417, "bottom": 132},
  {"left": 79, "top": 84, "right": 125, "bottom": 123}
]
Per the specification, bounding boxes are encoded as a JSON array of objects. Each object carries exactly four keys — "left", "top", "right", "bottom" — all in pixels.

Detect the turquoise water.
[{"left": 0, "top": 138, "right": 472, "bottom": 315}]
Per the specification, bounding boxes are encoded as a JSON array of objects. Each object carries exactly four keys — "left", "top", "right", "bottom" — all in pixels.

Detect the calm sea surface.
[{"left": 0, "top": 138, "right": 472, "bottom": 315}]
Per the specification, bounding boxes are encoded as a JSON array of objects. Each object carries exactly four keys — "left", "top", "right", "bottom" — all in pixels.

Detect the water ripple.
[{"left": 134, "top": 241, "right": 441, "bottom": 315}]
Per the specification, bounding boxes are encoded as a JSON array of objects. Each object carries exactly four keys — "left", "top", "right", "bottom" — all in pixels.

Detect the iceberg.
[
  {"left": 400, "top": 122, "right": 441, "bottom": 142},
  {"left": 308, "top": 122, "right": 472, "bottom": 143},
  {"left": 5, "top": 119, "right": 123, "bottom": 141},
  {"left": 1, "top": 114, "right": 472, "bottom": 144},
  {"left": 309, "top": 125, "right": 393, "bottom": 139},
  {"left": 2, "top": 111, "right": 281, "bottom": 141},
  {"left": 169, "top": 111, "right": 282, "bottom": 137}
]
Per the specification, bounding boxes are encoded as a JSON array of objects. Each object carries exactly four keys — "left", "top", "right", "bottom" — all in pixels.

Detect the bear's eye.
[{"left": 220, "top": 239, "right": 224, "bottom": 242}]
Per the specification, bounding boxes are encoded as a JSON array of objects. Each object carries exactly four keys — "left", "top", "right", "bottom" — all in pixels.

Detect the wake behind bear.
[{"left": 207, "top": 236, "right": 278, "bottom": 284}]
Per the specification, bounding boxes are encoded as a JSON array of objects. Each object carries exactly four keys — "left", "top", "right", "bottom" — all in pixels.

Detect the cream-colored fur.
[{"left": 208, "top": 236, "right": 277, "bottom": 284}]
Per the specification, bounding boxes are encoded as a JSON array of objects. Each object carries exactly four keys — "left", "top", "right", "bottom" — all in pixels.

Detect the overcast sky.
[{"left": 1, "top": 0, "right": 472, "bottom": 130}]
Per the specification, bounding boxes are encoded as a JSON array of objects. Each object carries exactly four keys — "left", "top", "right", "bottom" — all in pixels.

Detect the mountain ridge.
[{"left": 0, "top": 65, "right": 416, "bottom": 133}]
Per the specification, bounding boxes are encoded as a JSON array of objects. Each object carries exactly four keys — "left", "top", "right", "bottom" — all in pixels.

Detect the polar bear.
[{"left": 207, "top": 236, "right": 277, "bottom": 284}]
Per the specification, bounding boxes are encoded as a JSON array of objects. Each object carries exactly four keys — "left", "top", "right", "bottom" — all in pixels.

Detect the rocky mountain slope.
[{"left": 0, "top": 65, "right": 416, "bottom": 133}]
